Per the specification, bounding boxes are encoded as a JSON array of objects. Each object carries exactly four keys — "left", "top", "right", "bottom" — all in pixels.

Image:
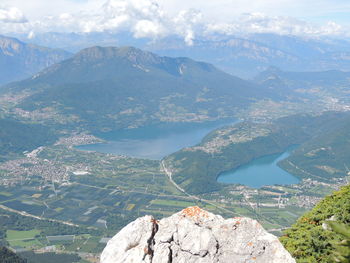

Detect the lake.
[
  {"left": 217, "top": 149, "right": 300, "bottom": 188},
  {"left": 76, "top": 119, "right": 236, "bottom": 160}
]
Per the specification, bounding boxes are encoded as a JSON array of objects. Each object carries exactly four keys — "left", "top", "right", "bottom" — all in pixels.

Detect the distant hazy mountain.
[
  {"left": 248, "top": 33, "right": 350, "bottom": 55},
  {"left": 150, "top": 35, "right": 350, "bottom": 79},
  {"left": 0, "top": 35, "right": 71, "bottom": 85},
  {"left": 255, "top": 67, "right": 350, "bottom": 86},
  {"left": 148, "top": 37, "right": 300, "bottom": 79},
  {"left": 254, "top": 67, "right": 350, "bottom": 100},
  {"left": 14, "top": 32, "right": 350, "bottom": 79},
  {"left": 12, "top": 32, "right": 146, "bottom": 53},
  {"left": 3, "top": 46, "right": 272, "bottom": 131}
]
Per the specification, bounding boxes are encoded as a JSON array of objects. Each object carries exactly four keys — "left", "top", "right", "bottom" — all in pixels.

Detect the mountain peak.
[
  {"left": 101, "top": 207, "right": 295, "bottom": 263},
  {"left": 254, "top": 66, "right": 283, "bottom": 83},
  {"left": 6, "top": 45, "right": 265, "bottom": 131},
  {"left": 0, "top": 35, "right": 24, "bottom": 53},
  {"left": 75, "top": 46, "right": 161, "bottom": 65},
  {"left": 0, "top": 35, "right": 71, "bottom": 85}
]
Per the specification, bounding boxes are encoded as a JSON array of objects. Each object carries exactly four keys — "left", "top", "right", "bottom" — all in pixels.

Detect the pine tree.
[{"left": 328, "top": 222, "right": 350, "bottom": 263}]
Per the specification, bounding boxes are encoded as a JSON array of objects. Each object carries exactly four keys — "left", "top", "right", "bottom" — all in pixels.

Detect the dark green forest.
[{"left": 0, "top": 247, "right": 26, "bottom": 263}]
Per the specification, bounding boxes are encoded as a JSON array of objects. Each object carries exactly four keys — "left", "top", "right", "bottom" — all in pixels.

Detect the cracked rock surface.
[{"left": 100, "top": 207, "right": 295, "bottom": 263}]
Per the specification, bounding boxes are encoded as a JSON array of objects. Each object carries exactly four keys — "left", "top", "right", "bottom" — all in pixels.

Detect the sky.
[{"left": 1, "top": 0, "right": 350, "bottom": 44}]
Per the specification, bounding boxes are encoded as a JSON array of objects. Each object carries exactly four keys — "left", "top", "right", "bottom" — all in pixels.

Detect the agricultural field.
[
  {"left": 6, "top": 230, "right": 42, "bottom": 248},
  {"left": 0, "top": 114, "right": 349, "bottom": 261}
]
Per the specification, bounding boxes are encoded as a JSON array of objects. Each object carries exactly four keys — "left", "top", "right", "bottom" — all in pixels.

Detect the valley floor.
[
  {"left": 1, "top": 88, "right": 350, "bottom": 262},
  {"left": 0, "top": 138, "right": 348, "bottom": 261}
]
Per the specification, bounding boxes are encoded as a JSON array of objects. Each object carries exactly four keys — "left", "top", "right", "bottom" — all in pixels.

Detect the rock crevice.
[
  {"left": 143, "top": 218, "right": 159, "bottom": 262},
  {"left": 100, "top": 207, "right": 295, "bottom": 263}
]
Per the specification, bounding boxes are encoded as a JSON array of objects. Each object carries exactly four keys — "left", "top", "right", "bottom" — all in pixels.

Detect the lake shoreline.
[
  {"left": 217, "top": 146, "right": 300, "bottom": 188},
  {"left": 75, "top": 119, "right": 237, "bottom": 160}
]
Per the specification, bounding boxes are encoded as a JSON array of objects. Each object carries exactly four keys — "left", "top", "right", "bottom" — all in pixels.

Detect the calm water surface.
[
  {"left": 217, "top": 149, "right": 300, "bottom": 188},
  {"left": 76, "top": 120, "right": 236, "bottom": 159}
]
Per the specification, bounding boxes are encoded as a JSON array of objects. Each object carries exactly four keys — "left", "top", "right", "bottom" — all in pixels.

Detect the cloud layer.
[
  {"left": 0, "top": 7, "right": 27, "bottom": 23},
  {"left": 205, "top": 13, "right": 345, "bottom": 37},
  {"left": 1, "top": 0, "right": 349, "bottom": 45}
]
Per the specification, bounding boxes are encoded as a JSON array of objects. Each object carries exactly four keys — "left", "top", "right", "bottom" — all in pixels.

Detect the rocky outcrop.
[{"left": 101, "top": 207, "right": 295, "bottom": 263}]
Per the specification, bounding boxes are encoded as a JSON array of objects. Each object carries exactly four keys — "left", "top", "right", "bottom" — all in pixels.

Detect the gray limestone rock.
[{"left": 101, "top": 207, "right": 295, "bottom": 263}]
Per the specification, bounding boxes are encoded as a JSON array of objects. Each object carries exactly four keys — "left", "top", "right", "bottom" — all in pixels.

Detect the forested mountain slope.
[
  {"left": 280, "top": 113, "right": 350, "bottom": 181},
  {"left": 0, "top": 119, "right": 57, "bottom": 161},
  {"left": 165, "top": 112, "right": 350, "bottom": 194},
  {"left": 1, "top": 46, "right": 281, "bottom": 131}
]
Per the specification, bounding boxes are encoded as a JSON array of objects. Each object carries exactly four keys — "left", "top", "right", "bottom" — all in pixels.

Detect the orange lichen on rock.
[
  {"left": 181, "top": 206, "right": 209, "bottom": 218},
  {"left": 150, "top": 218, "right": 159, "bottom": 224}
]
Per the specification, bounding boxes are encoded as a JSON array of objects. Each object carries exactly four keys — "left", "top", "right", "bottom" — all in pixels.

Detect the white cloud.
[
  {"left": 59, "top": 13, "right": 73, "bottom": 20},
  {"left": 1, "top": 0, "right": 102, "bottom": 20},
  {"left": 321, "top": 21, "right": 343, "bottom": 35},
  {"left": 133, "top": 20, "right": 165, "bottom": 38},
  {"left": 0, "top": 7, "right": 27, "bottom": 23},
  {"left": 173, "top": 9, "right": 202, "bottom": 46},
  {"left": 205, "top": 13, "right": 347, "bottom": 37},
  {"left": 1, "top": 0, "right": 350, "bottom": 44},
  {"left": 159, "top": 0, "right": 350, "bottom": 23},
  {"left": 15, "top": 0, "right": 203, "bottom": 44},
  {"left": 65, "top": 0, "right": 167, "bottom": 35}
]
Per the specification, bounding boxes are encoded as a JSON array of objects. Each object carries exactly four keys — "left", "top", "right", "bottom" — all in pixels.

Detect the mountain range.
[
  {"left": 254, "top": 67, "right": 350, "bottom": 108},
  {"left": 0, "top": 33, "right": 349, "bottom": 263},
  {"left": 11, "top": 32, "right": 350, "bottom": 79},
  {"left": 0, "top": 35, "right": 71, "bottom": 85},
  {"left": 2, "top": 45, "right": 273, "bottom": 131}
]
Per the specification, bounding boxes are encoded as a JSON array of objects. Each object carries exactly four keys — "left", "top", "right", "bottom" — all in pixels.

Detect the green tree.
[
  {"left": 328, "top": 222, "right": 350, "bottom": 263},
  {"left": 280, "top": 185, "right": 350, "bottom": 263}
]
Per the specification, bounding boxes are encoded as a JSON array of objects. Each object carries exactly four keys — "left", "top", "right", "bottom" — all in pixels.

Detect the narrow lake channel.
[{"left": 217, "top": 149, "right": 300, "bottom": 188}]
